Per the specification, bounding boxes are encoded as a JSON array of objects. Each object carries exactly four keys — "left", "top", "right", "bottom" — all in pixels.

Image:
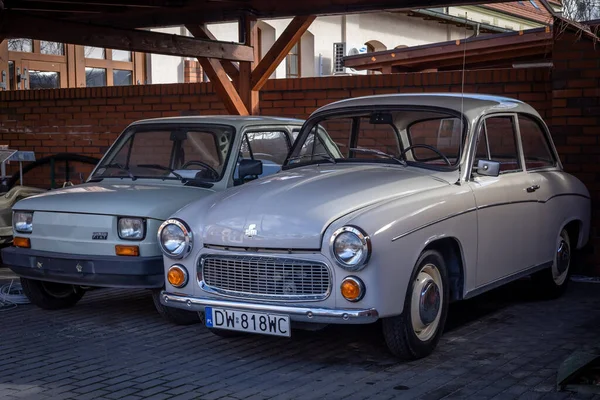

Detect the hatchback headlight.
[
  {"left": 118, "top": 217, "right": 146, "bottom": 240},
  {"left": 330, "top": 226, "right": 371, "bottom": 271},
  {"left": 14, "top": 211, "right": 33, "bottom": 234},
  {"left": 158, "top": 219, "right": 193, "bottom": 259}
]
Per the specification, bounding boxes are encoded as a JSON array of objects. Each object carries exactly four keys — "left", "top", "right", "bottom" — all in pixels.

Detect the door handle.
[{"left": 526, "top": 185, "right": 540, "bottom": 193}]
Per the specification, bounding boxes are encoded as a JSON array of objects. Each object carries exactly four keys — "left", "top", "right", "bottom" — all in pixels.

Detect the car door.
[
  {"left": 468, "top": 114, "right": 541, "bottom": 287},
  {"left": 516, "top": 113, "right": 561, "bottom": 266}
]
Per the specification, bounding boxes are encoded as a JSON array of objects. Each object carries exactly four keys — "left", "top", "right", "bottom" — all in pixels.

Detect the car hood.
[
  {"left": 195, "top": 164, "right": 449, "bottom": 249},
  {"left": 13, "top": 181, "right": 215, "bottom": 220}
]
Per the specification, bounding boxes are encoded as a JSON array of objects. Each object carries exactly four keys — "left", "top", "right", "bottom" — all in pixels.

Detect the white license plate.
[{"left": 205, "top": 307, "right": 291, "bottom": 337}]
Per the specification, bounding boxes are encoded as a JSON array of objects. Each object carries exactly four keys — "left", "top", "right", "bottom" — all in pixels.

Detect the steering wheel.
[
  {"left": 400, "top": 144, "right": 452, "bottom": 166},
  {"left": 180, "top": 160, "right": 220, "bottom": 179}
]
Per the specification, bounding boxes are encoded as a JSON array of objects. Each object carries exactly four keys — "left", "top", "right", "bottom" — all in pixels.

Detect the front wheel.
[
  {"left": 20, "top": 277, "right": 85, "bottom": 310},
  {"left": 151, "top": 289, "right": 200, "bottom": 325},
  {"left": 532, "top": 229, "right": 571, "bottom": 299},
  {"left": 382, "top": 250, "right": 449, "bottom": 360}
]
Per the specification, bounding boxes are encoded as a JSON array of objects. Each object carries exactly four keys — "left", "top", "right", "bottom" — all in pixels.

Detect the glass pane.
[
  {"left": 94, "top": 127, "right": 234, "bottom": 182},
  {"left": 112, "top": 50, "right": 132, "bottom": 62},
  {"left": 519, "top": 115, "right": 555, "bottom": 169},
  {"left": 40, "top": 41, "right": 64, "bottom": 56},
  {"left": 408, "top": 118, "right": 463, "bottom": 164},
  {"left": 8, "top": 39, "right": 33, "bottom": 52},
  {"left": 8, "top": 61, "right": 15, "bottom": 90},
  {"left": 485, "top": 116, "right": 521, "bottom": 172},
  {"left": 241, "top": 131, "right": 290, "bottom": 165},
  {"left": 29, "top": 70, "right": 60, "bottom": 89},
  {"left": 85, "top": 67, "right": 107, "bottom": 87},
  {"left": 84, "top": 46, "right": 105, "bottom": 59},
  {"left": 113, "top": 69, "right": 132, "bottom": 86}
]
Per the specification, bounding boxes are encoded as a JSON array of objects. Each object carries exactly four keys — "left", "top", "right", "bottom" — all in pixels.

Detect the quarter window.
[
  {"left": 476, "top": 116, "right": 521, "bottom": 173},
  {"left": 519, "top": 115, "right": 555, "bottom": 170}
]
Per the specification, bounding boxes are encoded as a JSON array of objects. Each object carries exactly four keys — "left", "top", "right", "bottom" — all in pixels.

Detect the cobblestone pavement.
[{"left": 1, "top": 269, "right": 599, "bottom": 400}]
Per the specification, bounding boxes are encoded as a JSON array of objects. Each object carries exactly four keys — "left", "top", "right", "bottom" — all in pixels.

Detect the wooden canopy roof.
[
  {"left": 1, "top": 0, "right": 513, "bottom": 29},
  {"left": 344, "top": 27, "right": 553, "bottom": 73}
]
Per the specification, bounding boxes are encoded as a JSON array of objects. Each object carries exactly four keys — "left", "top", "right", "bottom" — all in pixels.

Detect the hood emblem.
[
  {"left": 244, "top": 224, "right": 258, "bottom": 238},
  {"left": 76, "top": 263, "right": 83, "bottom": 273}
]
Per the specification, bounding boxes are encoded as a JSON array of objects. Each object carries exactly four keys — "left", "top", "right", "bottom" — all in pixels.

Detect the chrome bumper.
[{"left": 160, "top": 291, "right": 379, "bottom": 324}]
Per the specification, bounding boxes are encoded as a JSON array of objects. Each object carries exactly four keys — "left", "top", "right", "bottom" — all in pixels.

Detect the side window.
[
  {"left": 482, "top": 116, "right": 521, "bottom": 173},
  {"left": 519, "top": 115, "right": 555, "bottom": 170},
  {"left": 241, "top": 131, "right": 290, "bottom": 165}
]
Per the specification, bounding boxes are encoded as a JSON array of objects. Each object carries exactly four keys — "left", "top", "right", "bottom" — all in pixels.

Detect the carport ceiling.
[{"left": 2, "top": 0, "right": 512, "bottom": 28}]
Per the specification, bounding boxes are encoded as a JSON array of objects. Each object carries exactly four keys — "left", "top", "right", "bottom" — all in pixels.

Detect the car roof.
[
  {"left": 313, "top": 93, "right": 542, "bottom": 120},
  {"left": 130, "top": 115, "right": 305, "bottom": 128}
]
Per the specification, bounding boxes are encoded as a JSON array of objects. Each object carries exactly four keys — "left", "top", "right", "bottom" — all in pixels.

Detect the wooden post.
[{"left": 238, "top": 14, "right": 259, "bottom": 115}]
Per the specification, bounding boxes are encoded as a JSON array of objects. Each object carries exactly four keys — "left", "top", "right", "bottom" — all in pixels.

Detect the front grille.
[{"left": 200, "top": 255, "right": 331, "bottom": 301}]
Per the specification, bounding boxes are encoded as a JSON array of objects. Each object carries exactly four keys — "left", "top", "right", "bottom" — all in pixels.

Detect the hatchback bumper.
[
  {"left": 160, "top": 291, "right": 379, "bottom": 324},
  {"left": 2, "top": 247, "right": 164, "bottom": 288}
]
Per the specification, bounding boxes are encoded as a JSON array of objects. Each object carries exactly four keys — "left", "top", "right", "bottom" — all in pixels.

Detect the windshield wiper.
[
  {"left": 137, "top": 164, "right": 184, "bottom": 180},
  {"left": 287, "top": 153, "right": 337, "bottom": 164},
  {"left": 99, "top": 163, "right": 138, "bottom": 180},
  {"left": 349, "top": 148, "right": 406, "bottom": 166}
]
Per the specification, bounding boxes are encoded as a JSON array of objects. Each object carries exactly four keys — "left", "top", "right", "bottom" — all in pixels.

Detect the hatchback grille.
[{"left": 200, "top": 255, "right": 331, "bottom": 301}]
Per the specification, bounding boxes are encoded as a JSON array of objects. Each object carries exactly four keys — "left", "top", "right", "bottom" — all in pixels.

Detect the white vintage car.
[
  {"left": 157, "top": 94, "right": 590, "bottom": 359},
  {"left": 2, "top": 116, "right": 304, "bottom": 323}
]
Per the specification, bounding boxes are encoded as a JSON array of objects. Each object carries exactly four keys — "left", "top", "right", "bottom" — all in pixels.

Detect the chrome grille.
[{"left": 200, "top": 255, "right": 331, "bottom": 301}]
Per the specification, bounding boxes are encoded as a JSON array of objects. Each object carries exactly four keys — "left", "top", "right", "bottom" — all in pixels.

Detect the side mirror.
[
  {"left": 474, "top": 159, "right": 500, "bottom": 177},
  {"left": 238, "top": 159, "right": 263, "bottom": 181}
]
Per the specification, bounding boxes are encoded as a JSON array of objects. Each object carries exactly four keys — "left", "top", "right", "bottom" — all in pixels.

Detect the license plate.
[{"left": 205, "top": 307, "right": 291, "bottom": 337}]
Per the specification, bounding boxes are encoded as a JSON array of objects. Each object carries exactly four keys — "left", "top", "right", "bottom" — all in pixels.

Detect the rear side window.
[
  {"left": 476, "top": 116, "right": 521, "bottom": 173},
  {"left": 519, "top": 115, "right": 555, "bottom": 170}
]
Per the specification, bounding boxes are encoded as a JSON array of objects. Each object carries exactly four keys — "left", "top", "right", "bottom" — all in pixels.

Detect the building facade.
[{"left": 0, "top": 1, "right": 561, "bottom": 90}]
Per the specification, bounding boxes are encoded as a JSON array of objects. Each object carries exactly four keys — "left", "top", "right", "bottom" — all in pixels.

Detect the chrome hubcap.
[
  {"left": 556, "top": 240, "right": 570, "bottom": 275},
  {"left": 411, "top": 263, "right": 443, "bottom": 342},
  {"left": 419, "top": 281, "right": 440, "bottom": 325}
]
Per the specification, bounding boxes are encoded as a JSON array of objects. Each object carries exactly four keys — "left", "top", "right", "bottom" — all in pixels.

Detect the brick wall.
[
  {"left": 551, "top": 22, "right": 600, "bottom": 272},
  {"left": 184, "top": 60, "right": 204, "bottom": 83}
]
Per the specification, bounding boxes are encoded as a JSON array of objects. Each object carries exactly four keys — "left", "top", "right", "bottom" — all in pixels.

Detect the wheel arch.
[
  {"left": 422, "top": 237, "right": 465, "bottom": 302},
  {"left": 562, "top": 219, "right": 583, "bottom": 249}
]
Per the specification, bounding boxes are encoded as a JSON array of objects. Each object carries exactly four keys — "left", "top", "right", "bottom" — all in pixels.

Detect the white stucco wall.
[{"left": 146, "top": 27, "right": 186, "bottom": 84}]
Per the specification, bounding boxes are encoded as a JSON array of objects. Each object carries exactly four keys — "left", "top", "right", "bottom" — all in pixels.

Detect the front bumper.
[
  {"left": 161, "top": 291, "right": 379, "bottom": 324},
  {"left": 2, "top": 247, "right": 164, "bottom": 288}
]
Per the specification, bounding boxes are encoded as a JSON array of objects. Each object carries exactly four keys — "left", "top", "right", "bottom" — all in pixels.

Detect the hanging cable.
[{"left": 0, "top": 279, "right": 30, "bottom": 311}]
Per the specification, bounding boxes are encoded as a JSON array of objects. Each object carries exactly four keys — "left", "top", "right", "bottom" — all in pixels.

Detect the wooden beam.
[
  {"left": 0, "top": 11, "right": 255, "bottom": 62},
  {"left": 198, "top": 57, "right": 249, "bottom": 116},
  {"left": 185, "top": 24, "right": 239, "bottom": 86},
  {"left": 238, "top": 14, "right": 259, "bottom": 115},
  {"left": 250, "top": 15, "right": 315, "bottom": 91}
]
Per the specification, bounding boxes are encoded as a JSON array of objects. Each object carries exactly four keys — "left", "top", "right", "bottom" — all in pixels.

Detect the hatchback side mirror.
[
  {"left": 238, "top": 159, "right": 263, "bottom": 181},
  {"left": 474, "top": 159, "right": 500, "bottom": 177}
]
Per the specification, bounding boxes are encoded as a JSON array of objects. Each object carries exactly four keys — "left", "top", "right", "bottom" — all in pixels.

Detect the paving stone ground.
[{"left": 1, "top": 267, "right": 599, "bottom": 400}]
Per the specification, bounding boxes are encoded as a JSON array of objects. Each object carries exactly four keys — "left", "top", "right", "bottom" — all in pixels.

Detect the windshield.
[
  {"left": 93, "top": 124, "right": 234, "bottom": 182},
  {"left": 286, "top": 109, "right": 466, "bottom": 170}
]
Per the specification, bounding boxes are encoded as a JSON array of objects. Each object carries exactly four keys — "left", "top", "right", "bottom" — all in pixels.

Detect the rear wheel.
[
  {"left": 20, "top": 277, "right": 85, "bottom": 310},
  {"left": 151, "top": 289, "right": 199, "bottom": 325},
  {"left": 533, "top": 229, "right": 571, "bottom": 299},
  {"left": 382, "top": 250, "right": 449, "bottom": 360}
]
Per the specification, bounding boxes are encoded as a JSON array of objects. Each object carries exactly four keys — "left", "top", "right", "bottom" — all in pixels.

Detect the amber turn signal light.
[
  {"left": 167, "top": 265, "right": 188, "bottom": 288},
  {"left": 115, "top": 245, "right": 139, "bottom": 257},
  {"left": 13, "top": 237, "right": 30, "bottom": 248},
  {"left": 341, "top": 276, "right": 365, "bottom": 302}
]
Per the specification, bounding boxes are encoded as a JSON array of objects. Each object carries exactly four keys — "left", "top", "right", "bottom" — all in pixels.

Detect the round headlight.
[
  {"left": 158, "top": 219, "right": 193, "bottom": 259},
  {"left": 330, "top": 226, "right": 371, "bottom": 271}
]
